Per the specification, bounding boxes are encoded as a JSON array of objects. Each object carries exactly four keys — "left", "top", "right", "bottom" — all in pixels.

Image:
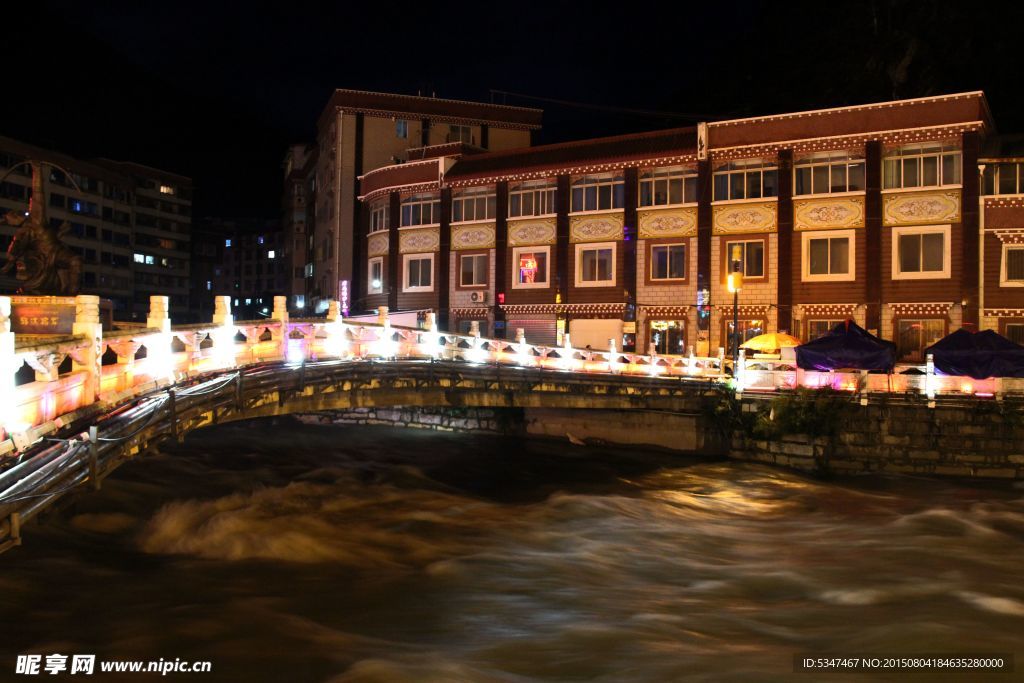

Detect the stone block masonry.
[{"left": 296, "top": 407, "right": 519, "bottom": 435}]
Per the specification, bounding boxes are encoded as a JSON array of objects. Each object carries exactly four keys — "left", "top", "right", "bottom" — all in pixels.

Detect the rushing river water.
[{"left": 2, "top": 418, "right": 1024, "bottom": 682}]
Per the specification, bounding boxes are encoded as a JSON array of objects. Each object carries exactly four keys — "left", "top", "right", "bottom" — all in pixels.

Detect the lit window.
[
  {"left": 713, "top": 160, "right": 778, "bottom": 201},
  {"left": 512, "top": 246, "right": 549, "bottom": 289},
  {"left": 571, "top": 174, "right": 624, "bottom": 213},
  {"left": 794, "top": 152, "right": 865, "bottom": 195},
  {"left": 575, "top": 242, "right": 616, "bottom": 287},
  {"left": 1001, "top": 245, "right": 1024, "bottom": 285},
  {"left": 650, "top": 243, "right": 686, "bottom": 280},
  {"left": 234, "top": 298, "right": 239, "bottom": 306},
  {"left": 806, "top": 319, "right": 844, "bottom": 340},
  {"left": 639, "top": 167, "right": 697, "bottom": 206},
  {"left": 258, "top": 236, "right": 264, "bottom": 244},
  {"left": 145, "top": 255, "right": 155, "bottom": 265},
  {"left": 896, "top": 319, "right": 946, "bottom": 362},
  {"left": 304, "top": 263, "right": 313, "bottom": 277},
  {"left": 892, "top": 226, "right": 949, "bottom": 279},
  {"left": 883, "top": 142, "right": 961, "bottom": 190},
  {"left": 403, "top": 254, "right": 434, "bottom": 292},
  {"left": 159, "top": 185, "right": 174, "bottom": 195},
  {"left": 245, "top": 298, "right": 252, "bottom": 305},
  {"left": 133, "top": 253, "right": 145, "bottom": 263},
  {"left": 460, "top": 253, "right": 488, "bottom": 287},
  {"left": 724, "top": 240, "right": 765, "bottom": 278},
  {"left": 396, "top": 120, "right": 408, "bottom": 139},
  {"left": 225, "top": 239, "right": 232, "bottom": 247},
  {"left": 268, "top": 250, "right": 275, "bottom": 259},
  {"left": 206, "top": 280, "right": 212, "bottom": 290},
  {"left": 368, "top": 257, "right": 383, "bottom": 294},
  {"left": 802, "top": 230, "right": 854, "bottom": 281},
  {"left": 295, "top": 295, "right": 305, "bottom": 309}
]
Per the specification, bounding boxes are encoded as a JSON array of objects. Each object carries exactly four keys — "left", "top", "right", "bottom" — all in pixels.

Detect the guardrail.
[{"left": 3, "top": 294, "right": 1024, "bottom": 459}]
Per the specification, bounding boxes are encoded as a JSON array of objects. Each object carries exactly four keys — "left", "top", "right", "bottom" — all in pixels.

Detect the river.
[{"left": 1, "top": 418, "right": 1022, "bottom": 682}]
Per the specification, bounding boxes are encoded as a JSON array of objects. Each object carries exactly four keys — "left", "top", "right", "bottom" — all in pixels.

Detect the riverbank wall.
[{"left": 296, "top": 396, "right": 1024, "bottom": 480}]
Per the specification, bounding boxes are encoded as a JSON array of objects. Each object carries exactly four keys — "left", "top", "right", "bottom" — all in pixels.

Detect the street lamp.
[{"left": 726, "top": 245, "right": 744, "bottom": 372}]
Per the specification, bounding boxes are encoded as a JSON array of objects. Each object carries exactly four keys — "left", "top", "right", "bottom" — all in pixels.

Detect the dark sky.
[{"left": 5, "top": 1, "right": 1023, "bottom": 220}]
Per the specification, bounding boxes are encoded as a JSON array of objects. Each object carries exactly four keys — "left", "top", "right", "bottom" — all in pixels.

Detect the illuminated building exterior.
[
  {"left": 357, "top": 91, "right": 1024, "bottom": 359},
  {"left": 294, "top": 90, "right": 542, "bottom": 314}
]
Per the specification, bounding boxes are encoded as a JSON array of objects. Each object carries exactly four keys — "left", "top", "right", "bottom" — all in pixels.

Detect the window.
[
  {"left": 452, "top": 189, "right": 496, "bottom": 223},
  {"left": 649, "top": 320, "right": 685, "bottom": 355},
  {"left": 802, "top": 230, "right": 854, "bottom": 281},
  {"left": 713, "top": 160, "right": 778, "bottom": 201},
  {"left": 1006, "top": 323, "right": 1024, "bottom": 345},
  {"left": 512, "top": 246, "right": 550, "bottom": 289},
  {"left": 896, "top": 319, "right": 946, "bottom": 362},
  {"left": 400, "top": 194, "right": 441, "bottom": 227},
  {"left": 892, "top": 226, "right": 950, "bottom": 279},
  {"left": 1002, "top": 245, "right": 1024, "bottom": 286},
  {"left": 571, "top": 174, "right": 624, "bottom": 213},
  {"left": 883, "top": 142, "right": 961, "bottom": 189},
  {"left": 639, "top": 167, "right": 697, "bottom": 206},
  {"left": 982, "top": 162, "right": 1023, "bottom": 196},
  {"left": 509, "top": 180, "right": 556, "bottom": 217},
  {"left": 369, "top": 201, "right": 389, "bottom": 233},
  {"left": 806, "top": 319, "right": 843, "bottom": 340},
  {"left": 459, "top": 253, "right": 488, "bottom": 287},
  {"left": 368, "top": 257, "right": 383, "bottom": 294},
  {"left": 258, "top": 235, "right": 265, "bottom": 245},
  {"left": 449, "top": 125, "right": 472, "bottom": 144},
  {"left": 650, "top": 243, "right": 686, "bottom": 281},
  {"left": 725, "top": 318, "right": 767, "bottom": 349},
  {"left": 575, "top": 242, "right": 616, "bottom": 287},
  {"left": 267, "top": 250, "right": 275, "bottom": 259},
  {"left": 396, "top": 120, "right": 408, "bottom": 139},
  {"left": 206, "top": 280, "right": 212, "bottom": 290},
  {"left": 159, "top": 184, "right": 174, "bottom": 195},
  {"left": 794, "top": 152, "right": 865, "bottom": 195},
  {"left": 225, "top": 239, "right": 232, "bottom": 247},
  {"left": 724, "top": 240, "right": 765, "bottom": 278},
  {"left": 403, "top": 254, "right": 434, "bottom": 292}
]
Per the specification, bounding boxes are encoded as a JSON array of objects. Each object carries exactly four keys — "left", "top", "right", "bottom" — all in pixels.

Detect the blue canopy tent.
[
  {"left": 796, "top": 320, "right": 897, "bottom": 372},
  {"left": 925, "top": 328, "right": 1024, "bottom": 379}
]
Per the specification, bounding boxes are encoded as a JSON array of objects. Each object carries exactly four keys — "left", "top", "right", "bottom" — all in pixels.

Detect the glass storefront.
[{"left": 648, "top": 320, "right": 685, "bottom": 355}]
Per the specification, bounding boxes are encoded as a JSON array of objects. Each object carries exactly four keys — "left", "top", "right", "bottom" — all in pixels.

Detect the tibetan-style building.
[{"left": 355, "top": 91, "right": 1024, "bottom": 362}]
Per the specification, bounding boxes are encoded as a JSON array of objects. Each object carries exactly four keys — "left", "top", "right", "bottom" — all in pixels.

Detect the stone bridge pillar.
[
  {"left": 273, "top": 296, "right": 289, "bottom": 359},
  {"left": 72, "top": 294, "right": 103, "bottom": 402},
  {"left": 377, "top": 306, "right": 389, "bottom": 326},
  {"left": 147, "top": 296, "right": 171, "bottom": 334},
  {"left": 326, "top": 300, "right": 341, "bottom": 322},
  {"left": 212, "top": 296, "right": 233, "bottom": 327}
]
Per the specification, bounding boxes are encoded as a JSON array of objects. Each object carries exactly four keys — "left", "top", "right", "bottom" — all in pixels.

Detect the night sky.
[{"left": 6, "top": 1, "right": 1023, "bottom": 220}]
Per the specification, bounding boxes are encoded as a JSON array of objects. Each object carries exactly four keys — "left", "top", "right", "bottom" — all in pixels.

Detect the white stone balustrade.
[{"left": 2, "top": 296, "right": 1023, "bottom": 455}]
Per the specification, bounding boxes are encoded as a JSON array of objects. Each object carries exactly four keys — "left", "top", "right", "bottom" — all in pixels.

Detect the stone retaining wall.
[
  {"left": 296, "top": 407, "right": 520, "bottom": 434},
  {"left": 729, "top": 401, "right": 1024, "bottom": 479}
]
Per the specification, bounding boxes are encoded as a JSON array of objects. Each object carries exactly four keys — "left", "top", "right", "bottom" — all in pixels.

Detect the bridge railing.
[{"left": 3, "top": 294, "right": 1024, "bottom": 456}]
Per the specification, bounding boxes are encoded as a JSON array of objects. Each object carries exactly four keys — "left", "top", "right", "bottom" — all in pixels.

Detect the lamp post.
[{"left": 727, "top": 245, "right": 744, "bottom": 373}]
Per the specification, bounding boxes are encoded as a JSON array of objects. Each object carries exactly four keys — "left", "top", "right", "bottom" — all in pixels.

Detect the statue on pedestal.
[{"left": 0, "top": 160, "right": 82, "bottom": 295}]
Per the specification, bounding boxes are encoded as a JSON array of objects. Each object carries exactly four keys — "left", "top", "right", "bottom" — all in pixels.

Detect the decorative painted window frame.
[
  {"left": 801, "top": 229, "right": 856, "bottom": 282},
  {"left": 1000, "top": 243, "right": 1024, "bottom": 287},
  {"left": 402, "top": 252, "right": 435, "bottom": 293},
  {"left": 574, "top": 241, "right": 617, "bottom": 288},
  {"left": 511, "top": 245, "right": 551, "bottom": 290},
  {"left": 890, "top": 224, "right": 951, "bottom": 280},
  {"left": 367, "top": 256, "right": 383, "bottom": 295}
]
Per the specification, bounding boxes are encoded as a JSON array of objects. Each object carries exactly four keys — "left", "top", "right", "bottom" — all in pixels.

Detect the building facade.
[
  {"left": 206, "top": 218, "right": 288, "bottom": 321},
  {"left": 0, "top": 136, "right": 192, "bottom": 321},
  {"left": 357, "top": 91, "right": 1024, "bottom": 361},
  {"left": 292, "top": 89, "right": 542, "bottom": 315}
]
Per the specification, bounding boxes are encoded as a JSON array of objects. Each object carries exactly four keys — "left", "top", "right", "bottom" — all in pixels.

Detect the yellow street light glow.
[{"left": 727, "top": 271, "right": 743, "bottom": 293}]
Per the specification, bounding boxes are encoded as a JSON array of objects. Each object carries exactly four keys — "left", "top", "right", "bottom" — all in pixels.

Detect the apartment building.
[
  {"left": 290, "top": 89, "right": 542, "bottom": 314},
  {"left": 356, "top": 91, "right": 1024, "bottom": 361},
  {"left": 0, "top": 135, "right": 192, "bottom": 320}
]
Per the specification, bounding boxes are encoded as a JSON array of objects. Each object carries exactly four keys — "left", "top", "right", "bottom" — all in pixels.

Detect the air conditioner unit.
[{"left": 470, "top": 291, "right": 488, "bottom": 303}]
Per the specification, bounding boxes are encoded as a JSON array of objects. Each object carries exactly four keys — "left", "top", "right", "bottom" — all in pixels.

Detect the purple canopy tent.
[
  {"left": 925, "top": 328, "right": 1024, "bottom": 379},
  {"left": 796, "top": 320, "right": 897, "bottom": 372}
]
